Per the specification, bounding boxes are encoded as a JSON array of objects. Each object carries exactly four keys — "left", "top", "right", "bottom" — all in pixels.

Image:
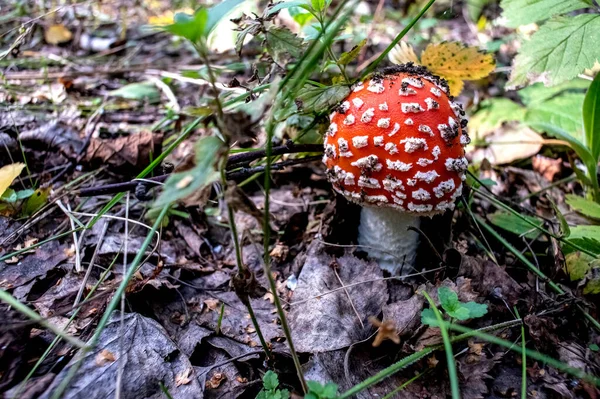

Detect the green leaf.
[
  {"left": 549, "top": 198, "right": 570, "bottom": 237},
  {"left": 311, "top": 0, "right": 327, "bottom": 13},
  {"left": 500, "top": 0, "right": 592, "bottom": 28},
  {"left": 265, "top": 1, "right": 308, "bottom": 17},
  {"left": 566, "top": 194, "right": 600, "bottom": 220},
  {"left": 469, "top": 98, "right": 526, "bottom": 139},
  {"left": 296, "top": 84, "right": 350, "bottom": 114},
  {"left": 338, "top": 39, "right": 366, "bottom": 65},
  {"left": 527, "top": 122, "right": 595, "bottom": 169},
  {"left": 263, "top": 371, "right": 279, "bottom": 391},
  {"left": 583, "top": 271, "right": 600, "bottom": 294},
  {"left": 461, "top": 301, "right": 488, "bottom": 319},
  {"left": 438, "top": 286, "right": 460, "bottom": 313},
  {"left": 163, "top": 8, "right": 209, "bottom": 43},
  {"left": 205, "top": 0, "right": 245, "bottom": 36},
  {"left": 508, "top": 14, "right": 600, "bottom": 88},
  {"left": 265, "top": 26, "right": 306, "bottom": 65},
  {"left": 565, "top": 251, "right": 593, "bottom": 281},
  {"left": 321, "top": 382, "right": 339, "bottom": 398},
  {"left": 307, "top": 381, "right": 324, "bottom": 395},
  {"left": 420, "top": 308, "right": 437, "bottom": 326},
  {"left": 524, "top": 93, "right": 585, "bottom": 140},
  {"left": 109, "top": 82, "right": 161, "bottom": 103},
  {"left": 518, "top": 80, "right": 590, "bottom": 106},
  {"left": 467, "top": 0, "right": 491, "bottom": 21},
  {"left": 447, "top": 306, "right": 470, "bottom": 320},
  {"left": 488, "top": 211, "right": 544, "bottom": 240},
  {"left": 154, "top": 137, "right": 224, "bottom": 207},
  {"left": 564, "top": 237, "right": 600, "bottom": 256},
  {"left": 583, "top": 73, "right": 600, "bottom": 161},
  {"left": 22, "top": 187, "right": 50, "bottom": 217}
]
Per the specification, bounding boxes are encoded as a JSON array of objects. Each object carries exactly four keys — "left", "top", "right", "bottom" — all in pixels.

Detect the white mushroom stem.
[{"left": 358, "top": 207, "right": 420, "bottom": 275}]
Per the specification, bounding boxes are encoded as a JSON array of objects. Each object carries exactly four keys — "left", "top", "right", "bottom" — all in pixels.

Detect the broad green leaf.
[
  {"left": 163, "top": 8, "right": 209, "bottom": 43},
  {"left": 321, "top": 382, "right": 338, "bottom": 398},
  {"left": 564, "top": 237, "right": 600, "bottom": 256},
  {"left": 438, "top": 286, "right": 460, "bottom": 313},
  {"left": 488, "top": 211, "right": 544, "bottom": 240},
  {"left": 583, "top": 73, "right": 600, "bottom": 161},
  {"left": 469, "top": 98, "right": 526, "bottom": 139},
  {"left": 508, "top": 14, "right": 600, "bottom": 88},
  {"left": 461, "top": 301, "right": 488, "bottom": 319},
  {"left": 518, "top": 80, "right": 590, "bottom": 106},
  {"left": 295, "top": 84, "right": 350, "bottom": 114},
  {"left": 0, "top": 163, "right": 25, "bottom": 197},
  {"left": 338, "top": 39, "right": 366, "bottom": 65},
  {"left": 584, "top": 272, "right": 600, "bottom": 294},
  {"left": 570, "top": 225, "right": 600, "bottom": 241},
  {"left": 565, "top": 251, "right": 593, "bottom": 281},
  {"left": 265, "top": 1, "right": 307, "bottom": 17},
  {"left": 109, "top": 82, "right": 161, "bottom": 103},
  {"left": 311, "top": 0, "right": 327, "bottom": 13},
  {"left": 205, "top": 0, "right": 245, "bottom": 36},
  {"left": 1, "top": 188, "right": 35, "bottom": 203},
  {"left": 500, "top": 0, "right": 592, "bottom": 28},
  {"left": 289, "top": 6, "right": 314, "bottom": 27},
  {"left": 524, "top": 93, "right": 585, "bottom": 139},
  {"left": 265, "top": 26, "right": 306, "bottom": 65},
  {"left": 420, "top": 308, "right": 437, "bottom": 327},
  {"left": 154, "top": 137, "right": 224, "bottom": 207},
  {"left": 566, "top": 194, "right": 600, "bottom": 220}
]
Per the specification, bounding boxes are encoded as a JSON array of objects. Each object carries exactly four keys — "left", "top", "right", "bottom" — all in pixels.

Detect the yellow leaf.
[
  {"left": 45, "top": 24, "right": 73, "bottom": 45},
  {"left": 421, "top": 42, "right": 495, "bottom": 96},
  {"left": 0, "top": 163, "right": 25, "bottom": 197},
  {"left": 148, "top": 8, "right": 194, "bottom": 26},
  {"left": 388, "top": 41, "right": 420, "bottom": 65}
]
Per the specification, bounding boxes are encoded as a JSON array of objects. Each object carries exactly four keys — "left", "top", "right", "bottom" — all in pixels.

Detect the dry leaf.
[
  {"left": 45, "top": 24, "right": 73, "bottom": 45},
  {"left": 470, "top": 124, "right": 544, "bottom": 165},
  {"left": 95, "top": 349, "right": 116, "bottom": 366},
  {"left": 85, "top": 131, "right": 162, "bottom": 171},
  {"left": 175, "top": 367, "right": 193, "bottom": 386},
  {"left": 420, "top": 42, "right": 495, "bottom": 96},
  {"left": 0, "top": 163, "right": 25, "bottom": 197},
  {"left": 388, "top": 41, "right": 419, "bottom": 65}
]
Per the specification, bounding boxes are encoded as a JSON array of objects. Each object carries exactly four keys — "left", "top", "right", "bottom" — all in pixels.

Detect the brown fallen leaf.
[
  {"left": 369, "top": 316, "right": 400, "bottom": 347},
  {"left": 95, "top": 349, "right": 116, "bottom": 366},
  {"left": 205, "top": 372, "right": 227, "bottom": 389},
  {"left": 175, "top": 367, "right": 193, "bottom": 387},
  {"left": 85, "top": 131, "right": 163, "bottom": 171}
]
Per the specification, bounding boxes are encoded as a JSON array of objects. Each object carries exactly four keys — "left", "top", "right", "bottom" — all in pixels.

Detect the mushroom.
[{"left": 323, "top": 64, "right": 470, "bottom": 275}]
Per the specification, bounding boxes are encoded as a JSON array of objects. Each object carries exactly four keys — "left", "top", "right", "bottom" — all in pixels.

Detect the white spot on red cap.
[
  {"left": 343, "top": 114, "right": 355, "bottom": 126},
  {"left": 367, "top": 79, "right": 385, "bottom": 93},
  {"left": 408, "top": 202, "right": 433, "bottom": 212},
  {"left": 394, "top": 191, "right": 407, "bottom": 199},
  {"left": 386, "top": 159, "right": 412, "bottom": 171},
  {"left": 338, "top": 138, "right": 353, "bottom": 158},
  {"left": 399, "top": 87, "right": 417, "bottom": 96},
  {"left": 451, "top": 183, "right": 463, "bottom": 200},
  {"left": 327, "top": 123, "right": 338, "bottom": 137},
  {"left": 445, "top": 157, "right": 468, "bottom": 172},
  {"left": 430, "top": 87, "right": 442, "bottom": 97},
  {"left": 399, "top": 137, "right": 428, "bottom": 153},
  {"left": 339, "top": 101, "right": 350, "bottom": 113},
  {"left": 412, "top": 188, "right": 431, "bottom": 201},
  {"left": 358, "top": 176, "right": 380, "bottom": 189},
  {"left": 432, "top": 146, "right": 441, "bottom": 160},
  {"left": 414, "top": 170, "right": 440, "bottom": 183},
  {"left": 324, "top": 144, "right": 336, "bottom": 160},
  {"left": 406, "top": 179, "right": 416, "bottom": 186},
  {"left": 353, "top": 82, "right": 364, "bottom": 92},
  {"left": 424, "top": 97, "right": 440, "bottom": 110},
  {"left": 433, "top": 179, "right": 456, "bottom": 198},
  {"left": 352, "top": 136, "right": 369, "bottom": 148},
  {"left": 379, "top": 102, "right": 388, "bottom": 111},
  {"left": 404, "top": 118, "right": 414, "bottom": 125},
  {"left": 361, "top": 108, "right": 375, "bottom": 123},
  {"left": 401, "top": 103, "right": 425, "bottom": 113},
  {"left": 344, "top": 172, "right": 356, "bottom": 186},
  {"left": 352, "top": 98, "right": 364, "bottom": 109},
  {"left": 377, "top": 118, "right": 391, "bottom": 128},
  {"left": 435, "top": 201, "right": 455, "bottom": 211},
  {"left": 417, "top": 158, "right": 434, "bottom": 167},
  {"left": 460, "top": 134, "right": 471, "bottom": 146},
  {"left": 366, "top": 195, "right": 388, "bottom": 203},
  {"left": 402, "top": 77, "right": 424, "bottom": 88},
  {"left": 393, "top": 197, "right": 404, "bottom": 206},
  {"left": 374, "top": 136, "right": 384, "bottom": 146},
  {"left": 383, "top": 177, "right": 405, "bottom": 191},
  {"left": 418, "top": 125, "right": 434, "bottom": 136},
  {"left": 389, "top": 122, "right": 400, "bottom": 136},
  {"left": 385, "top": 142, "right": 399, "bottom": 155},
  {"left": 352, "top": 155, "right": 383, "bottom": 171}
]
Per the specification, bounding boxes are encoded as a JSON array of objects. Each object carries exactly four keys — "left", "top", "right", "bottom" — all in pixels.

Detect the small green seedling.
[
  {"left": 421, "top": 286, "right": 488, "bottom": 326},
  {"left": 257, "top": 371, "right": 289, "bottom": 399},
  {"left": 305, "top": 380, "right": 339, "bottom": 399}
]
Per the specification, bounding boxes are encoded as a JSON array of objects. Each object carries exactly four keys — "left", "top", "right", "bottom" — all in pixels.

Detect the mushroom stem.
[{"left": 358, "top": 206, "right": 420, "bottom": 275}]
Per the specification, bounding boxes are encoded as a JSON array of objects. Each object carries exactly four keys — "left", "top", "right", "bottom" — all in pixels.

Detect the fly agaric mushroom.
[{"left": 323, "top": 64, "right": 469, "bottom": 275}]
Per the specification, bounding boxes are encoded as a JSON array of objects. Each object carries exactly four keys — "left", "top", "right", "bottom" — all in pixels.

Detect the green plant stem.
[
  {"left": 0, "top": 289, "right": 87, "bottom": 349},
  {"left": 474, "top": 213, "right": 600, "bottom": 332},
  {"left": 49, "top": 205, "right": 170, "bottom": 399},
  {"left": 422, "top": 292, "right": 460, "bottom": 399},
  {"left": 360, "top": 0, "right": 436, "bottom": 78},
  {"left": 382, "top": 369, "right": 430, "bottom": 399},
  {"left": 515, "top": 308, "right": 527, "bottom": 399},
  {"left": 337, "top": 319, "right": 522, "bottom": 398}
]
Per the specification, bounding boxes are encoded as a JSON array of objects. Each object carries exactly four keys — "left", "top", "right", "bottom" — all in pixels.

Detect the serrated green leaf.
[
  {"left": 265, "top": 26, "right": 306, "bottom": 65},
  {"left": 508, "top": 14, "right": 600, "bottom": 88},
  {"left": 500, "top": 0, "right": 592, "bottom": 28},
  {"left": 518, "top": 80, "right": 590, "bottom": 106},
  {"left": 488, "top": 211, "right": 544, "bottom": 240},
  {"left": 338, "top": 39, "right": 367, "bottom": 65},
  {"left": 263, "top": 371, "right": 279, "bottom": 391},
  {"left": 296, "top": 84, "right": 350, "bottom": 114},
  {"left": 109, "top": 82, "right": 161, "bottom": 103},
  {"left": 265, "top": 1, "right": 307, "bottom": 17},
  {"left": 566, "top": 194, "right": 600, "bottom": 220},
  {"left": 154, "top": 137, "right": 224, "bottom": 207},
  {"left": 584, "top": 73, "right": 600, "bottom": 161},
  {"left": 438, "top": 286, "right": 460, "bottom": 313},
  {"left": 420, "top": 308, "right": 437, "bottom": 326},
  {"left": 447, "top": 307, "right": 471, "bottom": 320},
  {"left": 469, "top": 98, "right": 526, "bottom": 139},
  {"left": 565, "top": 251, "right": 593, "bottom": 281},
  {"left": 524, "top": 93, "right": 585, "bottom": 139},
  {"left": 461, "top": 301, "right": 488, "bottom": 319},
  {"left": 307, "top": 381, "right": 324, "bottom": 395}
]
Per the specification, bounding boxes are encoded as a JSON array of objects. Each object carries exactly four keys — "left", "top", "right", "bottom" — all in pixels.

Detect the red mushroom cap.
[{"left": 323, "top": 64, "right": 470, "bottom": 215}]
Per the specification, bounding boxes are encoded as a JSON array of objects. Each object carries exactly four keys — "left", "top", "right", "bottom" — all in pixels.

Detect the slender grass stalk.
[
  {"left": 360, "top": 0, "right": 437, "bottom": 78},
  {"left": 0, "top": 289, "right": 87, "bottom": 349},
  {"left": 422, "top": 292, "right": 460, "bottom": 399},
  {"left": 0, "top": 227, "right": 83, "bottom": 261},
  {"left": 49, "top": 205, "right": 170, "bottom": 399},
  {"left": 514, "top": 308, "right": 527, "bottom": 399},
  {"left": 381, "top": 370, "right": 430, "bottom": 399}
]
